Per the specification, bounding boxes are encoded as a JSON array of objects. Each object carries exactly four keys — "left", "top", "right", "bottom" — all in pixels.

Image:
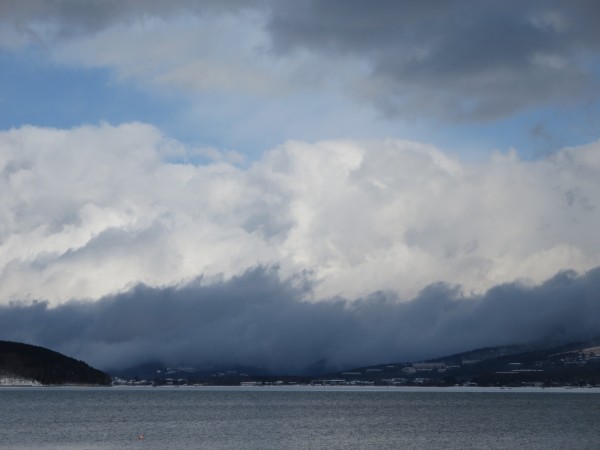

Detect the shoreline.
[{"left": 3, "top": 384, "right": 600, "bottom": 393}]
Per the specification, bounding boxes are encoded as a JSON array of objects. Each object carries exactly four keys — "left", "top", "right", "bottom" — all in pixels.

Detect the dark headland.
[{"left": 0, "top": 340, "right": 111, "bottom": 386}]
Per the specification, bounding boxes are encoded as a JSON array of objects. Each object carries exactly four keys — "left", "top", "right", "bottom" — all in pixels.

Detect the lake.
[{"left": 1, "top": 386, "right": 600, "bottom": 449}]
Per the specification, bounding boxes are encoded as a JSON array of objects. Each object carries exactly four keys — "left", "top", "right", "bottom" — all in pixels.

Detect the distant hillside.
[
  {"left": 0, "top": 340, "right": 111, "bottom": 386},
  {"left": 107, "top": 337, "right": 600, "bottom": 387},
  {"left": 317, "top": 337, "right": 600, "bottom": 387}
]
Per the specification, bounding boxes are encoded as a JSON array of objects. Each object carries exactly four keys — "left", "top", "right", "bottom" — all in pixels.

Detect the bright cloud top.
[{"left": 1, "top": 123, "right": 599, "bottom": 304}]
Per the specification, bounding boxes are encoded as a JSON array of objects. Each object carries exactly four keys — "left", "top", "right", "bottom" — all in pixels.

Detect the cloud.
[
  {"left": 266, "top": 0, "right": 600, "bottom": 120},
  {"left": 1, "top": 265, "right": 599, "bottom": 374},
  {"left": 2, "top": 2, "right": 599, "bottom": 376},
  {"left": 1, "top": 123, "right": 600, "bottom": 305},
  {"left": 3, "top": 1, "right": 599, "bottom": 124},
  {"left": 0, "top": 0, "right": 260, "bottom": 38}
]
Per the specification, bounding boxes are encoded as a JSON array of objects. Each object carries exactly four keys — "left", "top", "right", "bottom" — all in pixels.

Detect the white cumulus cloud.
[{"left": 1, "top": 122, "right": 599, "bottom": 304}]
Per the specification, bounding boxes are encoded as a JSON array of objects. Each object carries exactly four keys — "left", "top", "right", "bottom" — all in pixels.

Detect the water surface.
[{"left": 1, "top": 386, "right": 599, "bottom": 449}]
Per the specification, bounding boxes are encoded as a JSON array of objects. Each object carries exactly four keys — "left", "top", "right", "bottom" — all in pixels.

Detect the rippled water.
[{"left": 1, "top": 386, "right": 600, "bottom": 449}]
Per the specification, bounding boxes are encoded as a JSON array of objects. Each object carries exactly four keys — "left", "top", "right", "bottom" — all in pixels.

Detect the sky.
[{"left": 1, "top": 0, "right": 600, "bottom": 373}]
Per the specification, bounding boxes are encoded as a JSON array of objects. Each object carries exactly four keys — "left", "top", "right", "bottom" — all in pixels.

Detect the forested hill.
[{"left": 0, "top": 340, "right": 111, "bottom": 386}]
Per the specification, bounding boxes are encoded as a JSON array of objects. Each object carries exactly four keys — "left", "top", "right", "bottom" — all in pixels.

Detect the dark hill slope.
[
  {"left": 0, "top": 340, "right": 111, "bottom": 385},
  {"left": 320, "top": 337, "right": 600, "bottom": 386}
]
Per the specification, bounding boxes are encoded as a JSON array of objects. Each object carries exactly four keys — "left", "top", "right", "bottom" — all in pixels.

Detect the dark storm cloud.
[
  {"left": 1, "top": 266, "right": 599, "bottom": 374},
  {"left": 266, "top": 0, "right": 600, "bottom": 120}
]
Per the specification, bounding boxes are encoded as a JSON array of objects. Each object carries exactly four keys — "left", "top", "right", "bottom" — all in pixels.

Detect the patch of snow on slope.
[{"left": 0, "top": 374, "right": 42, "bottom": 386}]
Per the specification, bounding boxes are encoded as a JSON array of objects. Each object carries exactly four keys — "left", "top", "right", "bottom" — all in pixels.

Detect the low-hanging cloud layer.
[
  {"left": 1, "top": 266, "right": 599, "bottom": 373},
  {"left": 1, "top": 122, "right": 600, "bottom": 304}
]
